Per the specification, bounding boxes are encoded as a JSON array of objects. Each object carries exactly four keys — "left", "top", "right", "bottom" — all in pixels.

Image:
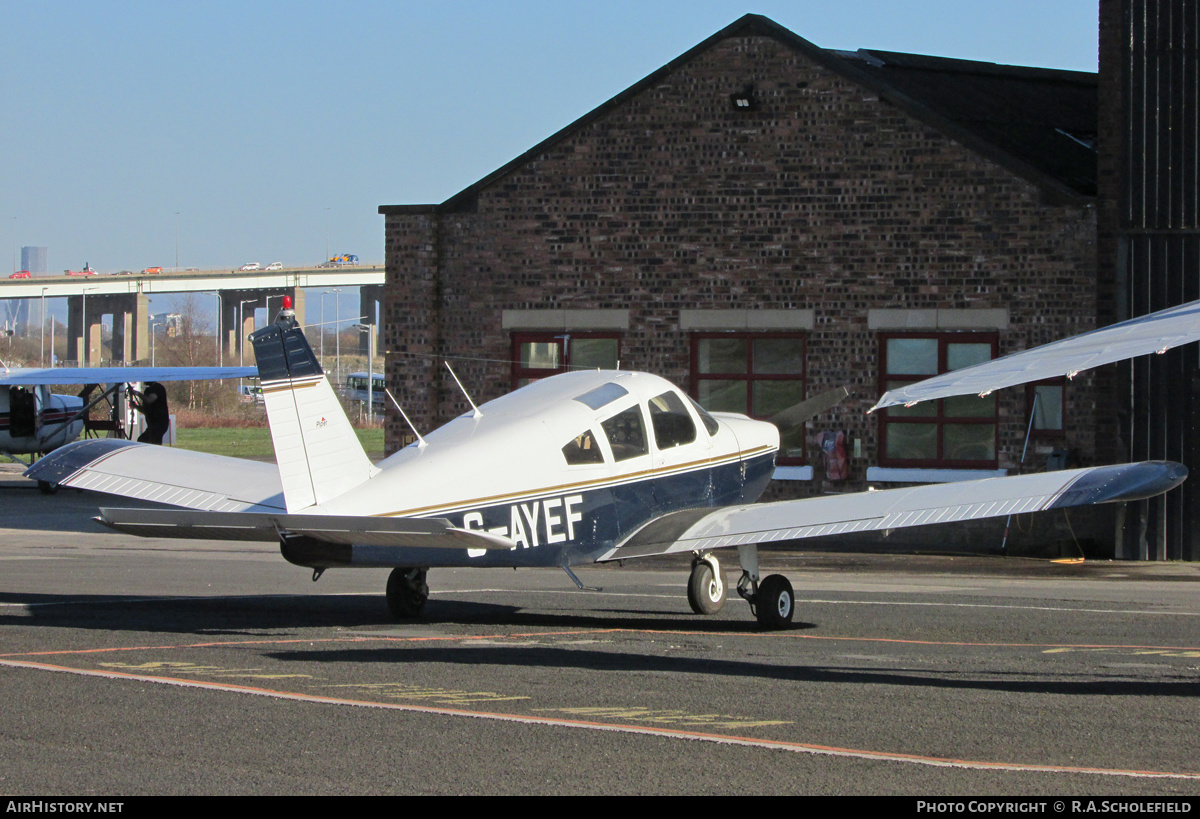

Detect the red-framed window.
[
  {"left": 1026, "top": 378, "right": 1066, "bottom": 438},
  {"left": 689, "top": 333, "right": 807, "bottom": 465},
  {"left": 877, "top": 332, "right": 998, "bottom": 468},
  {"left": 511, "top": 332, "right": 621, "bottom": 389}
]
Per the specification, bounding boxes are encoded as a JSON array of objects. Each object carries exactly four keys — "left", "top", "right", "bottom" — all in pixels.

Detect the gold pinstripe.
[{"left": 376, "top": 445, "right": 776, "bottom": 518}]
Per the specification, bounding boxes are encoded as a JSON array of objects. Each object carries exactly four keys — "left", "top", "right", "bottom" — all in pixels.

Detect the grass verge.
[{"left": 174, "top": 426, "right": 386, "bottom": 461}]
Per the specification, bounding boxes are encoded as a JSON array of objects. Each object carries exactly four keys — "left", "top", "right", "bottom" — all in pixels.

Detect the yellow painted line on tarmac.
[{"left": 2, "top": 654, "right": 1199, "bottom": 781}]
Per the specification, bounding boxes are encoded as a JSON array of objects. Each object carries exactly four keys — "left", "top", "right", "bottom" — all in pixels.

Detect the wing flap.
[
  {"left": 96, "top": 507, "right": 516, "bottom": 551},
  {"left": 599, "top": 461, "right": 1187, "bottom": 561},
  {"left": 25, "top": 439, "right": 285, "bottom": 512}
]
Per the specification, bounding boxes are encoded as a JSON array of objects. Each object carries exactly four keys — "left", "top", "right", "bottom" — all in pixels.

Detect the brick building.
[{"left": 379, "top": 15, "right": 1100, "bottom": 530}]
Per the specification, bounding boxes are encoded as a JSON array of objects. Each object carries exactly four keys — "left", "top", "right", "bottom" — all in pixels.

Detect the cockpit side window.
[
  {"left": 601, "top": 405, "right": 648, "bottom": 462},
  {"left": 562, "top": 429, "right": 605, "bottom": 465},
  {"left": 688, "top": 396, "right": 721, "bottom": 436},
  {"left": 649, "top": 390, "right": 696, "bottom": 450}
]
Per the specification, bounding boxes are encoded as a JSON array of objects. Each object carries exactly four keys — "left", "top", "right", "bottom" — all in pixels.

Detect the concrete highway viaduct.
[{"left": 0, "top": 266, "right": 384, "bottom": 366}]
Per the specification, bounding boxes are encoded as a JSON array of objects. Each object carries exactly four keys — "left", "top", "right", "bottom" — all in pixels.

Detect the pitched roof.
[
  {"left": 833, "top": 48, "right": 1097, "bottom": 197},
  {"left": 380, "top": 14, "right": 1096, "bottom": 215}
]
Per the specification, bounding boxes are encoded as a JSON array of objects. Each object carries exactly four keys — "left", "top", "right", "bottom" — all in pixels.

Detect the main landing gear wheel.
[
  {"left": 385, "top": 567, "right": 429, "bottom": 619},
  {"left": 687, "top": 557, "right": 725, "bottom": 615},
  {"left": 754, "top": 574, "right": 794, "bottom": 630}
]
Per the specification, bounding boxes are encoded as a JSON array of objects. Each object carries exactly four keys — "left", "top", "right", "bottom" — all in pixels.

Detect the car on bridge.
[
  {"left": 9, "top": 271, "right": 31, "bottom": 279},
  {"left": 142, "top": 267, "right": 162, "bottom": 274},
  {"left": 266, "top": 262, "right": 283, "bottom": 271},
  {"left": 239, "top": 263, "right": 261, "bottom": 271}
]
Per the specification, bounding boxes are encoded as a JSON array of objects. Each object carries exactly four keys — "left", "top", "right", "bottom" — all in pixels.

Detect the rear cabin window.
[
  {"left": 601, "top": 405, "right": 648, "bottom": 462},
  {"left": 562, "top": 429, "right": 605, "bottom": 465},
  {"left": 649, "top": 391, "right": 697, "bottom": 450},
  {"left": 574, "top": 382, "right": 628, "bottom": 410}
]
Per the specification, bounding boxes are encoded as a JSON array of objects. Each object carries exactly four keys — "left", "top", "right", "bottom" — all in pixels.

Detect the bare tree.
[{"left": 155, "top": 293, "right": 230, "bottom": 411}]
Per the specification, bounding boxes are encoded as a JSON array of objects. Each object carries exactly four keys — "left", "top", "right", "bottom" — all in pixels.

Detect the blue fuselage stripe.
[{"left": 351, "top": 451, "right": 777, "bottom": 568}]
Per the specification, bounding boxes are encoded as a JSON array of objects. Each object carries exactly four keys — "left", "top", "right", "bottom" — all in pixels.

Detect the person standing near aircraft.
[{"left": 131, "top": 382, "right": 169, "bottom": 445}]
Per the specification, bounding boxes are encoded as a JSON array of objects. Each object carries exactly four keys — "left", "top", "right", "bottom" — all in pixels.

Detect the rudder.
[{"left": 249, "top": 301, "right": 379, "bottom": 512}]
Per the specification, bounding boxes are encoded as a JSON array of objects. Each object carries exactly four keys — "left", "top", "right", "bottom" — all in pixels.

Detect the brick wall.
[{"left": 383, "top": 32, "right": 1097, "bottom": 494}]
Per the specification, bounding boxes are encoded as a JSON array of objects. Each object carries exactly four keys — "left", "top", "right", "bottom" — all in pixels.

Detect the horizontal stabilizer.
[
  {"left": 599, "top": 461, "right": 1187, "bottom": 561},
  {"left": 96, "top": 507, "right": 516, "bottom": 551},
  {"left": 25, "top": 439, "right": 284, "bottom": 512}
]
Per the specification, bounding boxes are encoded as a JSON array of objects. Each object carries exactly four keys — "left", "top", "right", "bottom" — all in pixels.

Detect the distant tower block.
[{"left": 21, "top": 247, "right": 47, "bottom": 274}]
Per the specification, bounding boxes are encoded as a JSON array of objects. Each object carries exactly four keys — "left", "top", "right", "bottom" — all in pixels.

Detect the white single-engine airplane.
[
  {"left": 1, "top": 364, "right": 257, "bottom": 461},
  {"left": 26, "top": 298, "right": 1195, "bottom": 628}
]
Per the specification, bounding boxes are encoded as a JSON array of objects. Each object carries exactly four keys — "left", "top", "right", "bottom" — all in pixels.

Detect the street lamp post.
[
  {"left": 331, "top": 288, "right": 342, "bottom": 387},
  {"left": 353, "top": 323, "right": 376, "bottom": 423},
  {"left": 213, "top": 292, "right": 221, "bottom": 367},
  {"left": 40, "top": 287, "right": 47, "bottom": 367},
  {"left": 239, "top": 299, "right": 256, "bottom": 388},
  {"left": 151, "top": 321, "right": 163, "bottom": 366}
]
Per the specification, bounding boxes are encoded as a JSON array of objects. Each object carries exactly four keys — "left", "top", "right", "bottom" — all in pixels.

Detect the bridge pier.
[{"left": 66, "top": 291, "right": 149, "bottom": 365}]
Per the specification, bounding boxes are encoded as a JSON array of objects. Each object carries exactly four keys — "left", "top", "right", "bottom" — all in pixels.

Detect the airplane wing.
[
  {"left": 0, "top": 366, "right": 258, "bottom": 386},
  {"left": 871, "top": 298, "right": 1200, "bottom": 411},
  {"left": 597, "top": 461, "right": 1187, "bottom": 561},
  {"left": 24, "top": 438, "right": 285, "bottom": 512},
  {"left": 93, "top": 507, "right": 516, "bottom": 552}
]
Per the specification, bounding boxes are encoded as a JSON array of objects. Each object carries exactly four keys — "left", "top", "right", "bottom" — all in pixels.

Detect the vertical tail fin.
[{"left": 250, "top": 302, "right": 379, "bottom": 512}]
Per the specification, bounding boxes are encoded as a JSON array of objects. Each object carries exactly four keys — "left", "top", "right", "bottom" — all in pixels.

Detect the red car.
[{"left": 8, "top": 271, "right": 31, "bottom": 279}]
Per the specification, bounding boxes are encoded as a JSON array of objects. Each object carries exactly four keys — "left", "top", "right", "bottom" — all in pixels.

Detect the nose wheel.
[{"left": 753, "top": 574, "right": 794, "bottom": 629}]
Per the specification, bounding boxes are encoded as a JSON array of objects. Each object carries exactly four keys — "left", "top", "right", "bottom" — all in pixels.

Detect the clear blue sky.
[{"left": 4, "top": 0, "right": 1098, "bottom": 277}]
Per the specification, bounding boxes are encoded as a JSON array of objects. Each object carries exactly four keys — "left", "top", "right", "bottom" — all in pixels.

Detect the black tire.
[
  {"left": 755, "top": 574, "right": 794, "bottom": 630},
  {"left": 687, "top": 560, "right": 725, "bottom": 615},
  {"left": 37, "top": 480, "right": 58, "bottom": 495},
  {"left": 385, "top": 567, "right": 429, "bottom": 619}
]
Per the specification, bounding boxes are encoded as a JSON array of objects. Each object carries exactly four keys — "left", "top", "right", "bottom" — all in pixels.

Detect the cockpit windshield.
[{"left": 688, "top": 396, "right": 720, "bottom": 436}]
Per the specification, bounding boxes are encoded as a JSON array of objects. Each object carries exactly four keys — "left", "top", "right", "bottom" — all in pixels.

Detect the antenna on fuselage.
[
  {"left": 385, "top": 388, "right": 428, "bottom": 449},
  {"left": 443, "top": 362, "right": 482, "bottom": 418}
]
